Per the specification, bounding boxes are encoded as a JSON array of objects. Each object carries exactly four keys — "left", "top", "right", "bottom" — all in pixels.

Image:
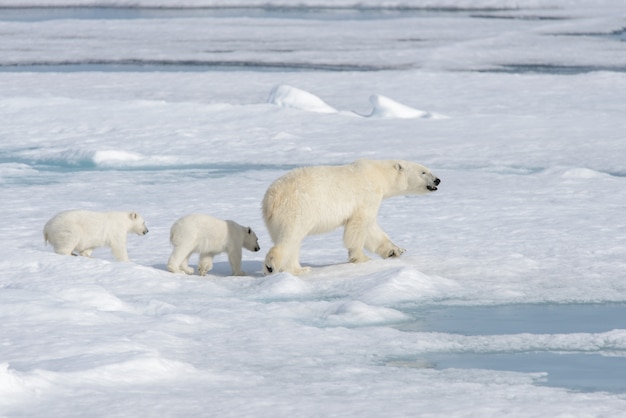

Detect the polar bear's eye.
[
  {"left": 247, "top": 227, "right": 252, "bottom": 234},
  {"left": 422, "top": 172, "right": 426, "bottom": 175}
]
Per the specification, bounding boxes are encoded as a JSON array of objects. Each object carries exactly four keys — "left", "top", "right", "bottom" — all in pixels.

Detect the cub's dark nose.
[
  {"left": 434, "top": 178, "right": 441, "bottom": 186},
  {"left": 265, "top": 265, "right": 273, "bottom": 273},
  {"left": 254, "top": 245, "right": 261, "bottom": 252}
]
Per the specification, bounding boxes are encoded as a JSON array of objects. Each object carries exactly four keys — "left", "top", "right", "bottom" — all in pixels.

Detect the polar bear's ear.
[
  {"left": 394, "top": 162, "right": 404, "bottom": 172},
  {"left": 130, "top": 212, "right": 138, "bottom": 220}
]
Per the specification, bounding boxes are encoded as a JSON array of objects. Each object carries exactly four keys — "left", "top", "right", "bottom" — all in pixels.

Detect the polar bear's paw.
[
  {"left": 349, "top": 256, "right": 370, "bottom": 263},
  {"left": 377, "top": 242, "right": 405, "bottom": 259},
  {"left": 263, "top": 264, "right": 311, "bottom": 275},
  {"left": 264, "top": 246, "right": 313, "bottom": 275},
  {"left": 349, "top": 252, "right": 371, "bottom": 263},
  {"left": 294, "top": 266, "right": 312, "bottom": 275},
  {"left": 167, "top": 264, "right": 195, "bottom": 275},
  {"left": 386, "top": 246, "right": 406, "bottom": 258}
]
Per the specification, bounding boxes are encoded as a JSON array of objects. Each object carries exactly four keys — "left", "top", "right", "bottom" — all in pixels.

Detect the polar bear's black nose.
[
  {"left": 265, "top": 265, "right": 273, "bottom": 273},
  {"left": 434, "top": 178, "right": 441, "bottom": 186}
]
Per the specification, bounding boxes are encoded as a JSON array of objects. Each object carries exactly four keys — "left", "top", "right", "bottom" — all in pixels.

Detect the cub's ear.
[
  {"left": 394, "top": 162, "right": 404, "bottom": 172},
  {"left": 130, "top": 212, "right": 138, "bottom": 220}
]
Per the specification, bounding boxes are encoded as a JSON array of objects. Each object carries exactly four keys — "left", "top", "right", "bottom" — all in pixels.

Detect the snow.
[
  {"left": 268, "top": 84, "right": 339, "bottom": 114},
  {"left": 1, "top": 1, "right": 626, "bottom": 416},
  {"left": 267, "top": 85, "right": 446, "bottom": 119},
  {"left": 365, "top": 94, "right": 447, "bottom": 119}
]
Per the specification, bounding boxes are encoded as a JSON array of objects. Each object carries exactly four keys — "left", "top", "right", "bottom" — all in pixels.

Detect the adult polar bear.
[{"left": 262, "top": 159, "right": 440, "bottom": 275}]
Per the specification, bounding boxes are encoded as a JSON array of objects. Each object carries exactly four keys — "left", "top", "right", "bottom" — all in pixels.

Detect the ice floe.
[
  {"left": 268, "top": 84, "right": 446, "bottom": 119},
  {"left": 365, "top": 94, "right": 448, "bottom": 119},
  {"left": 267, "top": 84, "right": 338, "bottom": 114}
]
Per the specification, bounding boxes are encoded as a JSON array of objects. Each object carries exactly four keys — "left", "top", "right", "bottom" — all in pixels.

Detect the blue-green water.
[{"left": 392, "top": 303, "right": 626, "bottom": 393}]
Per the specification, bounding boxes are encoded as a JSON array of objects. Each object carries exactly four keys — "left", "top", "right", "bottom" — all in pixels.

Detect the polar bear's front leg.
[
  {"left": 227, "top": 248, "right": 245, "bottom": 276},
  {"left": 365, "top": 222, "right": 406, "bottom": 259},
  {"left": 376, "top": 240, "right": 406, "bottom": 258},
  {"left": 343, "top": 213, "right": 372, "bottom": 263},
  {"left": 197, "top": 253, "right": 214, "bottom": 276},
  {"left": 110, "top": 241, "right": 130, "bottom": 262}
]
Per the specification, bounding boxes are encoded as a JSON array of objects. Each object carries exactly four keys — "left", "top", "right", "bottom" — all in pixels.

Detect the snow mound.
[
  {"left": 0, "top": 363, "right": 50, "bottom": 404},
  {"left": 92, "top": 150, "right": 143, "bottom": 165},
  {"left": 365, "top": 95, "right": 448, "bottom": 119},
  {"left": 92, "top": 150, "right": 177, "bottom": 168},
  {"left": 267, "top": 85, "right": 447, "bottom": 119},
  {"left": 68, "top": 355, "right": 200, "bottom": 385},
  {"left": 30, "top": 148, "right": 178, "bottom": 169},
  {"left": 52, "top": 285, "right": 131, "bottom": 312},
  {"left": 252, "top": 273, "right": 313, "bottom": 299},
  {"left": 561, "top": 167, "right": 609, "bottom": 179},
  {"left": 358, "top": 267, "right": 460, "bottom": 305},
  {"left": 321, "top": 301, "right": 409, "bottom": 327},
  {"left": 267, "top": 84, "right": 338, "bottom": 114}
]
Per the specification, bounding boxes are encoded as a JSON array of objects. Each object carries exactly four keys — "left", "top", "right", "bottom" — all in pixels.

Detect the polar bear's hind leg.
[
  {"left": 197, "top": 253, "right": 214, "bottom": 276},
  {"left": 79, "top": 248, "right": 93, "bottom": 257},
  {"left": 264, "top": 244, "right": 311, "bottom": 275},
  {"left": 168, "top": 244, "right": 195, "bottom": 274}
]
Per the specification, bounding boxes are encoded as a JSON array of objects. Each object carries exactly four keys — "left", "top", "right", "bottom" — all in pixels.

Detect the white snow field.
[{"left": 1, "top": 1, "right": 626, "bottom": 416}]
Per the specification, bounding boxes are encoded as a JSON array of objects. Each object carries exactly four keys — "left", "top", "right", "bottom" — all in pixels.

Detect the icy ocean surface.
[{"left": 1, "top": 1, "right": 626, "bottom": 416}]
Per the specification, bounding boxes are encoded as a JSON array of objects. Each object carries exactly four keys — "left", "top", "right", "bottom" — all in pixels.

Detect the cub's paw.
[{"left": 294, "top": 266, "right": 312, "bottom": 275}]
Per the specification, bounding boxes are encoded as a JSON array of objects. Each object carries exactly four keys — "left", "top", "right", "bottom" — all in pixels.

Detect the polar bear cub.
[
  {"left": 262, "top": 159, "right": 440, "bottom": 275},
  {"left": 167, "top": 214, "right": 260, "bottom": 276},
  {"left": 44, "top": 210, "right": 149, "bottom": 261}
]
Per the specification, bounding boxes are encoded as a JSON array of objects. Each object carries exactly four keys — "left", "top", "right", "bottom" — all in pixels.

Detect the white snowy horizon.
[
  {"left": 1, "top": 1, "right": 626, "bottom": 416},
  {"left": 0, "top": 0, "right": 623, "bottom": 9}
]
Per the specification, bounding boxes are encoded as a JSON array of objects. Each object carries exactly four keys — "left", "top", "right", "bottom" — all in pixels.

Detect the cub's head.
[
  {"left": 393, "top": 160, "right": 440, "bottom": 195},
  {"left": 243, "top": 226, "right": 261, "bottom": 252},
  {"left": 129, "top": 212, "right": 149, "bottom": 236}
]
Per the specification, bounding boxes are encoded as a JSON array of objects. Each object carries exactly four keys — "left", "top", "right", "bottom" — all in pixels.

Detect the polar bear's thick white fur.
[
  {"left": 262, "top": 159, "right": 440, "bottom": 275},
  {"left": 167, "top": 214, "right": 260, "bottom": 276},
  {"left": 44, "top": 210, "right": 149, "bottom": 261}
]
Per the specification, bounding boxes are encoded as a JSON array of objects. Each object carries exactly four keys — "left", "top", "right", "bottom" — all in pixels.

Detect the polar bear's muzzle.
[{"left": 427, "top": 177, "right": 441, "bottom": 191}]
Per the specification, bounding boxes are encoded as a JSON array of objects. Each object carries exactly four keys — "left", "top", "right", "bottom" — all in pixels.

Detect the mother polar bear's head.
[{"left": 390, "top": 160, "right": 440, "bottom": 196}]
